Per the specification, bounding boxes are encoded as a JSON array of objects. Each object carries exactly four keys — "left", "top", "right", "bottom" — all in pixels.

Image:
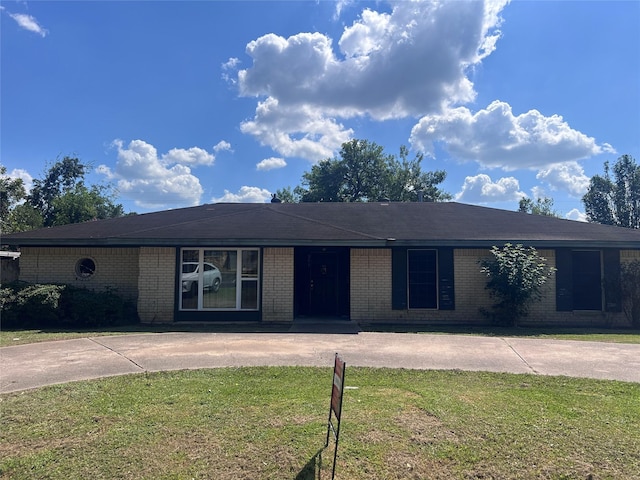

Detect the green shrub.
[
  {"left": 480, "top": 243, "right": 556, "bottom": 327},
  {"left": 1, "top": 283, "right": 64, "bottom": 328},
  {"left": 0, "top": 282, "right": 137, "bottom": 329}
]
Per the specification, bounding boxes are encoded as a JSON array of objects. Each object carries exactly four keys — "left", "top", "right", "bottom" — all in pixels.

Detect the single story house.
[{"left": 3, "top": 201, "right": 640, "bottom": 327}]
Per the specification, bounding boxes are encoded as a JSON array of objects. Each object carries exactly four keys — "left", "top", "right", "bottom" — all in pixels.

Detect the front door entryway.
[{"left": 294, "top": 247, "right": 350, "bottom": 319}]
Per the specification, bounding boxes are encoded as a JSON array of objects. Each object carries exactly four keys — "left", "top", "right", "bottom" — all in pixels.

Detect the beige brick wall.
[
  {"left": 451, "top": 248, "right": 631, "bottom": 328},
  {"left": 350, "top": 249, "right": 392, "bottom": 320},
  {"left": 621, "top": 249, "right": 640, "bottom": 262},
  {"left": 454, "top": 248, "right": 493, "bottom": 320},
  {"left": 261, "top": 247, "right": 294, "bottom": 322},
  {"left": 137, "top": 247, "right": 176, "bottom": 323},
  {"left": 350, "top": 247, "right": 622, "bottom": 326},
  {"left": 19, "top": 247, "right": 139, "bottom": 300},
  {"left": 351, "top": 248, "right": 490, "bottom": 324}
]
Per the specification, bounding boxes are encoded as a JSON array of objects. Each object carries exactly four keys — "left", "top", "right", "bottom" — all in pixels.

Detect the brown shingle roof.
[{"left": 3, "top": 202, "right": 640, "bottom": 248}]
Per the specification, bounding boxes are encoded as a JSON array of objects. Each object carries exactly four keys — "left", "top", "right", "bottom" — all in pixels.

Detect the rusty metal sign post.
[{"left": 325, "top": 353, "right": 346, "bottom": 480}]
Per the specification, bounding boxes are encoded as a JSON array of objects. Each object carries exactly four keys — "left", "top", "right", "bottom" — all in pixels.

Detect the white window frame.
[{"left": 179, "top": 248, "right": 260, "bottom": 311}]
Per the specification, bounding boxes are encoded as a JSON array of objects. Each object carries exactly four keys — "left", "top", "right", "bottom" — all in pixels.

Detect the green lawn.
[{"left": 1, "top": 367, "right": 638, "bottom": 479}]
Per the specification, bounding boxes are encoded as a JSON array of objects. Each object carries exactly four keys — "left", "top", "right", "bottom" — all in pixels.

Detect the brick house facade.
[{"left": 4, "top": 202, "right": 640, "bottom": 327}]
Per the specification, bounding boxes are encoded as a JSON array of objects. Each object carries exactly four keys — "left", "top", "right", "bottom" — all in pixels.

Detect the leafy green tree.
[
  {"left": 386, "top": 145, "right": 450, "bottom": 202},
  {"left": 51, "top": 184, "right": 124, "bottom": 226},
  {"left": 0, "top": 165, "right": 27, "bottom": 233},
  {"left": 582, "top": 154, "right": 640, "bottom": 228},
  {"left": 4, "top": 204, "right": 44, "bottom": 233},
  {"left": 480, "top": 243, "right": 556, "bottom": 327},
  {"left": 273, "top": 187, "right": 299, "bottom": 203},
  {"left": 27, "top": 156, "right": 124, "bottom": 228},
  {"left": 295, "top": 139, "right": 451, "bottom": 202},
  {"left": 28, "top": 156, "right": 87, "bottom": 226},
  {"left": 518, "top": 196, "right": 559, "bottom": 217}
]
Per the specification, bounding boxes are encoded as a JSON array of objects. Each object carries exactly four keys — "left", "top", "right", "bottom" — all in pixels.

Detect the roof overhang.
[{"left": 6, "top": 238, "right": 640, "bottom": 250}]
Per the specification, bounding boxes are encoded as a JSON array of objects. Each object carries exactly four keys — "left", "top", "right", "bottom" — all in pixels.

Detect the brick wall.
[
  {"left": 350, "top": 248, "right": 490, "bottom": 324},
  {"left": 350, "top": 249, "right": 392, "bottom": 320},
  {"left": 137, "top": 247, "right": 176, "bottom": 323},
  {"left": 261, "top": 247, "right": 294, "bottom": 322},
  {"left": 19, "top": 247, "right": 139, "bottom": 300},
  {"left": 621, "top": 249, "right": 640, "bottom": 262},
  {"left": 348, "top": 247, "right": 634, "bottom": 327}
]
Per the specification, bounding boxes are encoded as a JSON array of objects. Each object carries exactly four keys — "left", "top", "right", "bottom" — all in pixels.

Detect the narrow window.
[
  {"left": 408, "top": 250, "right": 437, "bottom": 309},
  {"left": 572, "top": 250, "right": 602, "bottom": 310}
]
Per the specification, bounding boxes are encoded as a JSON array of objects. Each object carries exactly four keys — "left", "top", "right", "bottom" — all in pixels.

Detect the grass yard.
[{"left": 1, "top": 367, "right": 639, "bottom": 479}]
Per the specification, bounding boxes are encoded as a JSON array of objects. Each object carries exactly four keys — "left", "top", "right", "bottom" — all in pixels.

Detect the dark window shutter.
[
  {"left": 603, "top": 249, "right": 622, "bottom": 312},
  {"left": 391, "top": 248, "right": 407, "bottom": 310},
  {"left": 555, "top": 248, "right": 573, "bottom": 311},
  {"left": 438, "top": 248, "right": 455, "bottom": 310}
]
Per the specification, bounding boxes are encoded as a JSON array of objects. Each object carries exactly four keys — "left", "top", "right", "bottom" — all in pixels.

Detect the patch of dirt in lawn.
[{"left": 394, "top": 405, "right": 459, "bottom": 445}]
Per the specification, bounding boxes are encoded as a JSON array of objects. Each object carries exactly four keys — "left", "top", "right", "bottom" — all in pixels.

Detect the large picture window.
[
  {"left": 408, "top": 249, "right": 438, "bottom": 309},
  {"left": 180, "top": 248, "right": 259, "bottom": 311}
]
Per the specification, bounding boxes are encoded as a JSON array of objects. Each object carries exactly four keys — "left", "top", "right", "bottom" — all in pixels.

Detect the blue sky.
[{"left": 2, "top": 1, "right": 639, "bottom": 219}]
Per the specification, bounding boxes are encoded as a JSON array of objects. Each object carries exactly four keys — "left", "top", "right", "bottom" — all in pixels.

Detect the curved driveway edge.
[{"left": 2, "top": 332, "right": 639, "bottom": 393}]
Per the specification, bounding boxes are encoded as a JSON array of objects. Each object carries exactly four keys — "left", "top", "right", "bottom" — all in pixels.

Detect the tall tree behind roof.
[
  {"left": 294, "top": 139, "right": 451, "bottom": 203},
  {"left": 583, "top": 154, "right": 640, "bottom": 229}
]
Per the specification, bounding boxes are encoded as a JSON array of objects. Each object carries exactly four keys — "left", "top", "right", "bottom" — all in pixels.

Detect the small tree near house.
[{"left": 480, "top": 243, "right": 556, "bottom": 327}]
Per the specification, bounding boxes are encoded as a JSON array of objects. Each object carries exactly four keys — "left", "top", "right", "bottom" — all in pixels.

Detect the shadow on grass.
[{"left": 295, "top": 448, "right": 324, "bottom": 480}]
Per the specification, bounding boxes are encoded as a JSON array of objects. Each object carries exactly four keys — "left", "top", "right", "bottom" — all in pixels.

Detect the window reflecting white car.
[{"left": 182, "top": 262, "right": 222, "bottom": 296}]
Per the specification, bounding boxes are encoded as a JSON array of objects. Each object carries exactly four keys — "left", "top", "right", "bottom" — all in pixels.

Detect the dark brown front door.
[
  {"left": 309, "top": 252, "right": 338, "bottom": 316},
  {"left": 295, "top": 247, "right": 349, "bottom": 318}
]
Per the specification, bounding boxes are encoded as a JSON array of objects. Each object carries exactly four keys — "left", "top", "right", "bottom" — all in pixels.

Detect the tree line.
[
  {"left": 1, "top": 143, "right": 638, "bottom": 234},
  {"left": 1, "top": 157, "right": 124, "bottom": 234}
]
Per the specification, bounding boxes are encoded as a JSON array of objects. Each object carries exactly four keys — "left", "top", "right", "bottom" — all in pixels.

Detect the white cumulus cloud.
[
  {"left": 410, "top": 100, "right": 611, "bottom": 170},
  {"left": 213, "top": 140, "right": 232, "bottom": 153},
  {"left": 536, "top": 161, "right": 591, "bottom": 197},
  {"left": 211, "top": 186, "right": 272, "bottom": 203},
  {"left": 5, "top": 168, "right": 34, "bottom": 194},
  {"left": 256, "top": 157, "right": 287, "bottom": 171},
  {"left": 240, "top": 97, "right": 353, "bottom": 162},
  {"left": 455, "top": 173, "right": 526, "bottom": 203},
  {"left": 98, "top": 139, "right": 212, "bottom": 209},
  {"left": 565, "top": 208, "right": 587, "bottom": 222},
  {"left": 233, "top": 0, "right": 509, "bottom": 161}
]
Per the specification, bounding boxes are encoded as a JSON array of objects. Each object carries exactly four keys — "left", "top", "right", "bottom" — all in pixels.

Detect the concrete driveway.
[{"left": 2, "top": 332, "right": 639, "bottom": 394}]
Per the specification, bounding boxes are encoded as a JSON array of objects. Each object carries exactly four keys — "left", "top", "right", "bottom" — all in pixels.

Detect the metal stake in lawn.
[{"left": 325, "top": 353, "right": 345, "bottom": 480}]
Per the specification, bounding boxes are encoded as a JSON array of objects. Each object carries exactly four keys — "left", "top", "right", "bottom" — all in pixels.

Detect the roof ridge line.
[{"left": 266, "top": 204, "right": 385, "bottom": 240}]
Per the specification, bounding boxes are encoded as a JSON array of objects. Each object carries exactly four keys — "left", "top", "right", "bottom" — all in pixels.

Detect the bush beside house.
[
  {"left": 0, "top": 282, "right": 138, "bottom": 329},
  {"left": 480, "top": 244, "right": 556, "bottom": 327}
]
